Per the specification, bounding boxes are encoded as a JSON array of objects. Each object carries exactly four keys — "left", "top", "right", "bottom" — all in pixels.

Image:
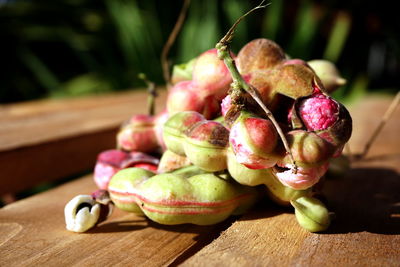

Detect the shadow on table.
[
  {"left": 238, "top": 167, "right": 400, "bottom": 235},
  {"left": 90, "top": 166, "right": 399, "bottom": 237},
  {"left": 323, "top": 167, "right": 400, "bottom": 235}
]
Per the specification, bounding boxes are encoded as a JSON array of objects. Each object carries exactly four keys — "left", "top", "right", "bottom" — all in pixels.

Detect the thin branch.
[
  {"left": 216, "top": 1, "right": 297, "bottom": 173},
  {"left": 160, "top": 0, "right": 191, "bottom": 89},
  {"left": 360, "top": 91, "right": 400, "bottom": 159},
  {"left": 138, "top": 73, "right": 157, "bottom": 116}
]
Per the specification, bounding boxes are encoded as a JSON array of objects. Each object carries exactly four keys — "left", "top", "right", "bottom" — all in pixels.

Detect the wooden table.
[{"left": 0, "top": 92, "right": 399, "bottom": 266}]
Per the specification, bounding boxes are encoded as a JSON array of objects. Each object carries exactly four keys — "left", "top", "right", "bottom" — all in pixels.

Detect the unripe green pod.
[
  {"left": 183, "top": 120, "right": 229, "bottom": 172},
  {"left": 140, "top": 172, "right": 257, "bottom": 225},
  {"left": 290, "top": 196, "right": 331, "bottom": 232},
  {"left": 109, "top": 166, "right": 258, "bottom": 225},
  {"left": 163, "top": 111, "right": 205, "bottom": 155},
  {"left": 108, "top": 167, "right": 155, "bottom": 214}
]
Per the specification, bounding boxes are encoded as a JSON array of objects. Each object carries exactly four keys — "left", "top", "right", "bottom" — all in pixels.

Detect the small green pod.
[
  {"left": 183, "top": 120, "right": 229, "bottom": 172},
  {"left": 163, "top": 111, "right": 205, "bottom": 155},
  {"left": 108, "top": 166, "right": 258, "bottom": 225},
  {"left": 108, "top": 167, "right": 155, "bottom": 214},
  {"left": 291, "top": 196, "right": 331, "bottom": 232}
]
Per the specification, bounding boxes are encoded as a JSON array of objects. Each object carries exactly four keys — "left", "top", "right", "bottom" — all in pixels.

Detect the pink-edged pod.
[
  {"left": 94, "top": 149, "right": 159, "bottom": 189},
  {"left": 290, "top": 90, "right": 352, "bottom": 155},
  {"left": 163, "top": 111, "right": 206, "bottom": 156},
  {"left": 154, "top": 109, "right": 169, "bottom": 151},
  {"left": 109, "top": 165, "right": 258, "bottom": 225},
  {"left": 226, "top": 149, "right": 311, "bottom": 206},
  {"left": 192, "top": 48, "right": 233, "bottom": 99},
  {"left": 166, "top": 80, "right": 221, "bottom": 119},
  {"left": 275, "top": 130, "right": 334, "bottom": 190},
  {"left": 167, "top": 81, "right": 205, "bottom": 115},
  {"left": 117, "top": 114, "right": 158, "bottom": 153},
  {"left": 183, "top": 120, "right": 229, "bottom": 172},
  {"left": 229, "top": 111, "right": 280, "bottom": 170},
  {"left": 236, "top": 38, "right": 286, "bottom": 74},
  {"left": 108, "top": 167, "right": 156, "bottom": 214},
  {"left": 157, "top": 149, "right": 191, "bottom": 173}
]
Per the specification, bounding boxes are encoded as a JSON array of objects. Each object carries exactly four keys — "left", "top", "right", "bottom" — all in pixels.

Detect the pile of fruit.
[{"left": 65, "top": 38, "right": 352, "bottom": 233}]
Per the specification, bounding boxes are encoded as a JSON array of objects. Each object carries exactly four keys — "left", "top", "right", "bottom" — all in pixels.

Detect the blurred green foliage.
[{"left": 0, "top": 0, "right": 399, "bottom": 103}]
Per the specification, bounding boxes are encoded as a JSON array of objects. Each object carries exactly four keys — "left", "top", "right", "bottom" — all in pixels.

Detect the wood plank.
[
  {"left": 0, "top": 90, "right": 167, "bottom": 195},
  {"left": 0, "top": 95, "right": 398, "bottom": 266},
  {"left": 182, "top": 95, "right": 400, "bottom": 266},
  {"left": 0, "top": 174, "right": 231, "bottom": 266},
  {"left": 0, "top": 89, "right": 166, "bottom": 151}
]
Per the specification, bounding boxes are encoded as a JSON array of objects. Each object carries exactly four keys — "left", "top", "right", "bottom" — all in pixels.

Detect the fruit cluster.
[{"left": 66, "top": 38, "right": 351, "bottom": 233}]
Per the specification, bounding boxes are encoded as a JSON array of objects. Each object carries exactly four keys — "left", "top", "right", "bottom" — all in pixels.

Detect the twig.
[
  {"left": 160, "top": 0, "right": 191, "bottom": 89},
  {"left": 215, "top": 1, "right": 298, "bottom": 173},
  {"left": 138, "top": 73, "right": 157, "bottom": 116},
  {"left": 359, "top": 91, "right": 400, "bottom": 159}
]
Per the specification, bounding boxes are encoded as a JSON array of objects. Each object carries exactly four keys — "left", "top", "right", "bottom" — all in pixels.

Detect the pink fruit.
[
  {"left": 167, "top": 80, "right": 221, "bottom": 119},
  {"left": 298, "top": 94, "right": 339, "bottom": 131},
  {"left": 229, "top": 112, "right": 280, "bottom": 169},
  {"left": 290, "top": 89, "right": 352, "bottom": 153},
  {"left": 117, "top": 114, "right": 158, "bottom": 153},
  {"left": 94, "top": 150, "right": 159, "bottom": 189},
  {"left": 275, "top": 162, "right": 329, "bottom": 190},
  {"left": 192, "top": 48, "right": 233, "bottom": 99}
]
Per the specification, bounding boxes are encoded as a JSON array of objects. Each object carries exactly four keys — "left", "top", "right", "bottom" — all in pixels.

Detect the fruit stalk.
[{"left": 215, "top": 1, "right": 298, "bottom": 173}]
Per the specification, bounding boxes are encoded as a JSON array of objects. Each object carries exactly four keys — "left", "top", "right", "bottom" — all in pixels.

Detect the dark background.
[{"left": 1, "top": 0, "right": 399, "bottom": 104}]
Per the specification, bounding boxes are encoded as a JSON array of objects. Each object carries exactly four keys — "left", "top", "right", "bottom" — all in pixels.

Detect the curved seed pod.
[
  {"left": 192, "top": 48, "right": 233, "bottom": 99},
  {"left": 108, "top": 167, "right": 156, "bottom": 214},
  {"left": 163, "top": 111, "right": 206, "bottom": 155},
  {"left": 237, "top": 38, "right": 286, "bottom": 74},
  {"left": 308, "top": 59, "right": 346, "bottom": 93},
  {"left": 94, "top": 149, "right": 159, "bottom": 189},
  {"left": 117, "top": 114, "right": 158, "bottom": 153},
  {"left": 291, "top": 196, "right": 331, "bottom": 232},
  {"left": 183, "top": 120, "right": 229, "bottom": 172},
  {"left": 226, "top": 149, "right": 310, "bottom": 205},
  {"left": 109, "top": 166, "right": 258, "bottom": 225},
  {"left": 229, "top": 112, "right": 280, "bottom": 169},
  {"left": 157, "top": 149, "right": 192, "bottom": 173}
]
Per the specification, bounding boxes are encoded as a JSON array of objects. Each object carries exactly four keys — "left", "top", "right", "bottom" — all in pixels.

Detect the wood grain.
[
  {"left": 0, "top": 90, "right": 167, "bottom": 195},
  {"left": 0, "top": 95, "right": 399, "bottom": 266},
  {"left": 0, "top": 175, "right": 231, "bottom": 266}
]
